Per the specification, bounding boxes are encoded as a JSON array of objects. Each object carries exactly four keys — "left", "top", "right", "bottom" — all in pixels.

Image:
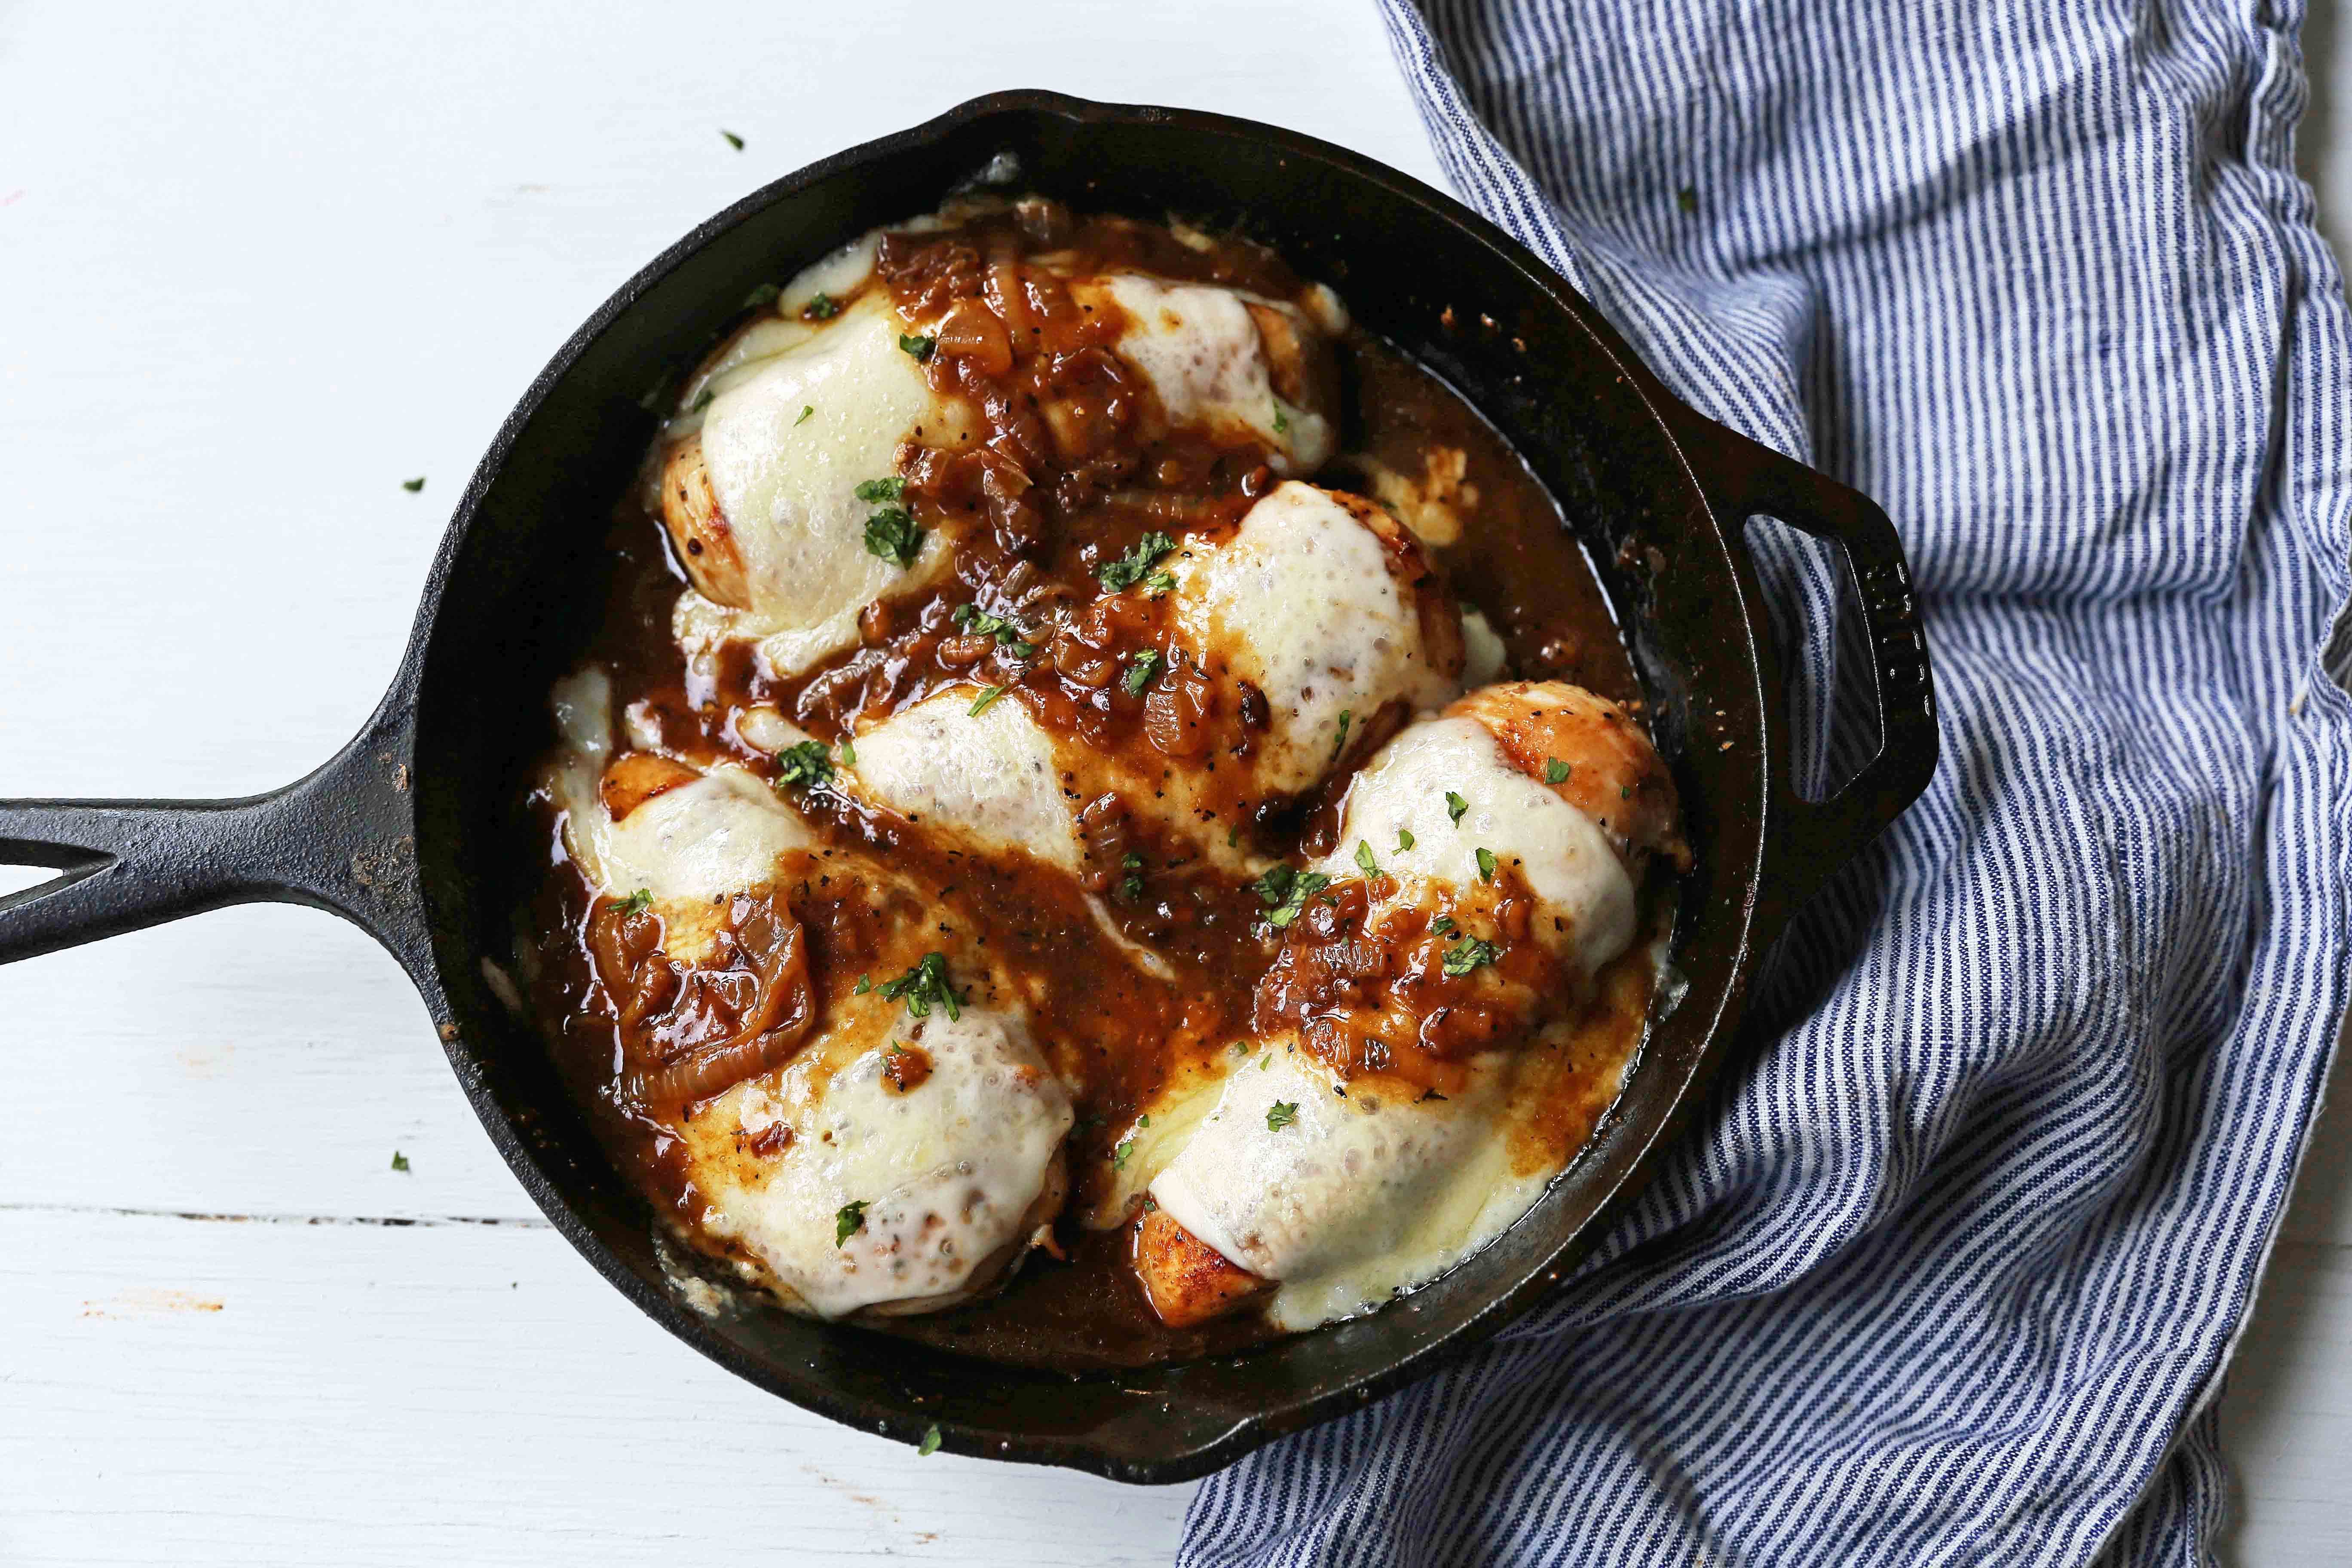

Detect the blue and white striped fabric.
[{"left": 1179, "top": 3, "right": 2352, "bottom": 1562}]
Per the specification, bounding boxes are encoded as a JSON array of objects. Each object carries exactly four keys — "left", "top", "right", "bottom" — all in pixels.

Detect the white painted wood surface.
[{"left": 0, "top": 3, "right": 2342, "bottom": 1563}]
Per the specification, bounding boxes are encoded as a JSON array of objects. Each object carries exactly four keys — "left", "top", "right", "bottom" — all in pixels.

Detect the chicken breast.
[
  {"left": 1133, "top": 681, "right": 1681, "bottom": 1329},
  {"left": 840, "top": 483, "right": 1463, "bottom": 876}
]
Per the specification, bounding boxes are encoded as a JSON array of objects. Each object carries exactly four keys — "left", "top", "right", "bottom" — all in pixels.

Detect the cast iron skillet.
[{"left": 0, "top": 90, "right": 1935, "bottom": 1482}]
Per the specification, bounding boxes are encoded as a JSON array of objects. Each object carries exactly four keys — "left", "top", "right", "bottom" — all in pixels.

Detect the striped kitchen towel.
[{"left": 1180, "top": 2, "right": 2352, "bottom": 1564}]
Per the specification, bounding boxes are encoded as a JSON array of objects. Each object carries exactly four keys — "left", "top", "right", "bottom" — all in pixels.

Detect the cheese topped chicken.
[{"left": 525, "top": 196, "right": 1685, "bottom": 1357}]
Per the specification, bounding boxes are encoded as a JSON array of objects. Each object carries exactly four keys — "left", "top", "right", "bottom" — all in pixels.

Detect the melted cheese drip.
[
  {"left": 686, "top": 1004, "right": 1073, "bottom": 1319},
  {"left": 1092, "top": 275, "right": 1333, "bottom": 470},
  {"left": 1173, "top": 483, "right": 1459, "bottom": 796},
  {"left": 1317, "top": 713, "right": 1635, "bottom": 974},
  {"left": 681, "top": 294, "right": 964, "bottom": 676}
]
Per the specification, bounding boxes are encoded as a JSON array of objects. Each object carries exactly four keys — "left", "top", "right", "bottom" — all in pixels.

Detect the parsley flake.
[
  {"left": 838, "top": 736, "right": 857, "bottom": 767},
  {"left": 1396, "top": 827, "right": 1416, "bottom": 852},
  {"left": 774, "top": 740, "right": 834, "bottom": 792},
  {"left": 1099, "top": 531, "right": 1176, "bottom": 592},
  {"left": 835, "top": 1201, "right": 869, "bottom": 1246},
  {"left": 1430, "top": 915, "right": 1457, "bottom": 936},
  {"left": 400, "top": 476, "right": 425, "bottom": 493},
  {"left": 1122, "top": 649, "right": 1162, "bottom": 696},
  {"left": 804, "top": 291, "right": 841, "bottom": 320},
  {"left": 1545, "top": 758, "right": 1571, "bottom": 784},
  {"left": 853, "top": 974, "right": 871, "bottom": 995},
  {"left": 618, "top": 887, "right": 655, "bottom": 916},
  {"left": 1142, "top": 567, "right": 1177, "bottom": 597},
  {"left": 1443, "top": 936, "right": 1502, "bottom": 977},
  {"left": 1272, "top": 403, "right": 1289, "bottom": 434},
  {"left": 1332, "top": 710, "right": 1353, "bottom": 758},
  {"left": 1354, "top": 839, "right": 1379, "bottom": 876},
  {"left": 898, "top": 333, "right": 936, "bottom": 362},
  {"left": 1446, "top": 791, "right": 1470, "bottom": 825},
  {"left": 1256, "top": 867, "right": 1331, "bottom": 928},
  {"left": 796, "top": 404, "right": 813, "bottom": 426},
  {"left": 854, "top": 476, "right": 905, "bottom": 502},
  {"left": 1476, "top": 847, "right": 1498, "bottom": 882},
  {"left": 720, "top": 129, "right": 744, "bottom": 150},
  {"left": 1119, "top": 851, "right": 1145, "bottom": 902},
  {"left": 743, "top": 282, "right": 781, "bottom": 310},
  {"left": 968, "top": 684, "right": 1008, "bottom": 716},
  {"left": 918, "top": 1423, "right": 943, "bottom": 1457},
  {"left": 864, "top": 505, "right": 923, "bottom": 567},
  {"left": 881, "top": 952, "right": 962, "bottom": 1021},
  {"left": 390, "top": 1150, "right": 410, "bottom": 1172},
  {"left": 950, "top": 602, "right": 1032, "bottom": 650},
  {"left": 1112, "top": 1138, "right": 1136, "bottom": 1170},
  {"left": 1266, "top": 1101, "right": 1300, "bottom": 1131}
]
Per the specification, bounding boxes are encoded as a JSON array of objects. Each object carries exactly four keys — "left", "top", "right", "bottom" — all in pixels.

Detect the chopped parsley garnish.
[
  {"left": 1446, "top": 791, "right": 1470, "bottom": 825},
  {"left": 1442, "top": 936, "right": 1502, "bottom": 977},
  {"left": 720, "top": 129, "right": 744, "bottom": 150},
  {"left": 1430, "top": 914, "right": 1457, "bottom": 936},
  {"left": 1122, "top": 649, "right": 1162, "bottom": 696},
  {"left": 400, "top": 476, "right": 425, "bottom": 493},
  {"left": 854, "top": 475, "right": 905, "bottom": 502},
  {"left": 1272, "top": 404, "right": 1289, "bottom": 434},
  {"left": 918, "top": 1423, "right": 942, "bottom": 1457},
  {"left": 795, "top": 404, "right": 813, "bottom": 426},
  {"left": 1621, "top": 786, "right": 1632, "bottom": 800},
  {"left": 1476, "top": 847, "right": 1498, "bottom": 882},
  {"left": 1119, "top": 851, "right": 1145, "bottom": 902},
  {"left": 852, "top": 974, "right": 871, "bottom": 995},
  {"left": 1098, "top": 531, "right": 1176, "bottom": 592},
  {"left": 898, "top": 333, "right": 936, "bottom": 362},
  {"left": 950, "top": 602, "right": 1033, "bottom": 655},
  {"left": 1142, "top": 567, "right": 1177, "bottom": 597},
  {"left": 838, "top": 736, "right": 857, "bottom": 767},
  {"left": 390, "top": 1150, "right": 410, "bottom": 1172},
  {"left": 835, "top": 1200, "right": 868, "bottom": 1246},
  {"left": 1545, "top": 758, "right": 1571, "bottom": 784},
  {"left": 1354, "top": 840, "right": 1379, "bottom": 876},
  {"left": 968, "top": 684, "right": 1008, "bottom": 716},
  {"left": 744, "top": 282, "right": 781, "bottom": 310},
  {"left": 1266, "top": 1101, "right": 1300, "bottom": 1131},
  {"left": 618, "top": 888, "right": 655, "bottom": 916},
  {"left": 804, "top": 291, "right": 841, "bottom": 320},
  {"left": 1139, "top": 1114, "right": 1151, "bottom": 1127},
  {"left": 881, "top": 952, "right": 962, "bottom": 1020},
  {"left": 688, "top": 386, "right": 715, "bottom": 414},
  {"left": 774, "top": 740, "right": 834, "bottom": 791},
  {"left": 1112, "top": 1138, "right": 1136, "bottom": 1170},
  {"left": 1255, "top": 866, "right": 1331, "bottom": 928},
  {"left": 864, "top": 505, "right": 923, "bottom": 567},
  {"left": 1332, "top": 710, "right": 1353, "bottom": 758},
  {"left": 1396, "top": 827, "right": 1416, "bottom": 852}
]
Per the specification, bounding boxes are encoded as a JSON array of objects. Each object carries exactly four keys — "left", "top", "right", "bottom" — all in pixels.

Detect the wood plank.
[{"left": 0, "top": 1207, "right": 1197, "bottom": 1566}]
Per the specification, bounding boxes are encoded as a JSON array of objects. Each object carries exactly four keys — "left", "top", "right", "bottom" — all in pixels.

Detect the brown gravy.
[{"left": 520, "top": 201, "right": 1652, "bottom": 1368}]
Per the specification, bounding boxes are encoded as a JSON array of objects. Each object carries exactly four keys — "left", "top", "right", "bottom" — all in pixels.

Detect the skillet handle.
[
  {"left": 0, "top": 696, "right": 428, "bottom": 971},
  {"left": 1674, "top": 415, "right": 1939, "bottom": 927}
]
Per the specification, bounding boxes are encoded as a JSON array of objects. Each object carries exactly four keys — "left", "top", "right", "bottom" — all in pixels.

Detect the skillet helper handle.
[
  {"left": 0, "top": 703, "right": 427, "bottom": 968},
  {"left": 1677, "top": 414, "right": 1939, "bottom": 924}
]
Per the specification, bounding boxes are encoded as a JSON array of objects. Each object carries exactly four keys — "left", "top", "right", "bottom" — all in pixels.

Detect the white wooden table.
[{"left": 1, "top": 3, "right": 2343, "bottom": 1562}]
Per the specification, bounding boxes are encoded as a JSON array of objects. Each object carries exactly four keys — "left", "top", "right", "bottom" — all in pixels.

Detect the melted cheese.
[
  {"left": 1092, "top": 276, "right": 1333, "bottom": 470},
  {"left": 680, "top": 294, "right": 963, "bottom": 676},
  {"left": 1146, "top": 1045, "right": 1550, "bottom": 1332},
  {"left": 688, "top": 1004, "right": 1074, "bottom": 1318},
  {"left": 1317, "top": 713, "right": 1635, "bottom": 974},
  {"left": 849, "top": 690, "right": 1084, "bottom": 873},
  {"left": 1172, "top": 483, "right": 1459, "bottom": 796}
]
